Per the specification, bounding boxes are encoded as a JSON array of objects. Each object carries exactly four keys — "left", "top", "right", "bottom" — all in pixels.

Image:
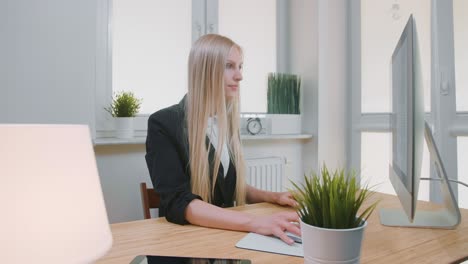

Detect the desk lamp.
[{"left": 0, "top": 124, "right": 113, "bottom": 263}]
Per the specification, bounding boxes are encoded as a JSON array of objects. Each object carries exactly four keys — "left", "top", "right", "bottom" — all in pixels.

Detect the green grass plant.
[
  {"left": 291, "top": 165, "right": 379, "bottom": 229},
  {"left": 105, "top": 91, "right": 142, "bottom": 117},
  {"left": 267, "top": 73, "right": 301, "bottom": 114}
]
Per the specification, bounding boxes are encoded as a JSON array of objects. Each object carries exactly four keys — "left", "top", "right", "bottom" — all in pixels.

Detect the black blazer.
[{"left": 145, "top": 97, "right": 237, "bottom": 225}]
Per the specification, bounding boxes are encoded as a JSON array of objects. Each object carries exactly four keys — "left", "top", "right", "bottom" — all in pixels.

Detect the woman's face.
[{"left": 224, "top": 47, "right": 243, "bottom": 98}]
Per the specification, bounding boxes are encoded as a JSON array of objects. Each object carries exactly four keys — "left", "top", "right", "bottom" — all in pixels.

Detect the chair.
[{"left": 140, "top": 182, "right": 161, "bottom": 219}]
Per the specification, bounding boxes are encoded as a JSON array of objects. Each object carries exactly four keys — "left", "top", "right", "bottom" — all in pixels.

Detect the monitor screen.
[
  {"left": 389, "top": 14, "right": 425, "bottom": 222},
  {"left": 391, "top": 27, "right": 411, "bottom": 190},
  {"left": 381, "top": 14, "right": 461, "bottom": 229}
]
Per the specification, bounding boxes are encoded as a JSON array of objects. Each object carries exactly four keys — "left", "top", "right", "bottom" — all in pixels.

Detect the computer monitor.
[{"left": 379, "top": 15, "right": 461, "bottom": 229}]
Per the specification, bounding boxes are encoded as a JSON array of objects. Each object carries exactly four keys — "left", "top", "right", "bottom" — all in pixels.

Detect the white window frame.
[{"left": 349, "top": 0, "right": 466, "bottom": 203}]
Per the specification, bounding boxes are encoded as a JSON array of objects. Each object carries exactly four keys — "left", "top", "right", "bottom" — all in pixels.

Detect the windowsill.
[
  {"left": 93, "top": 137, "right": 147, "bottom": 146},
  {"left": 241, "top": 134, "right": 313, "bottom": 140},
  {"left": 93, "top": 134, "right": 313, "bottom": 146}
]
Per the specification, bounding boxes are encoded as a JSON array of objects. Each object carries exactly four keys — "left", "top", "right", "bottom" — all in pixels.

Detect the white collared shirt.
[{"left": 206, "top": 117, "right": 230, "bottom": 177}]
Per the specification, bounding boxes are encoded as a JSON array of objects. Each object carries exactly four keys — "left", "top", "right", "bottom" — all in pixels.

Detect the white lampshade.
[{"left": 0, "top": 124, "right": 113, "bottom": 263}]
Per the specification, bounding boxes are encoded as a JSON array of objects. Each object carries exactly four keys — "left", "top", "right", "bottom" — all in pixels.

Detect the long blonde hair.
[{"left": 186, "top": 34, "right": 246, "bottom": 206}]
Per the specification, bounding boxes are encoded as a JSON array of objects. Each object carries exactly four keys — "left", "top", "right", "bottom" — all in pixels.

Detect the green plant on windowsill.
[
  {"left": 290, "top": 165, "right": 379, "bottom": 229},
  {"left": 267, "top": 73, "right": 301, "bottom": 114},
  {"left": 105, "top": 91, "right": 142, "bottom": 117}
]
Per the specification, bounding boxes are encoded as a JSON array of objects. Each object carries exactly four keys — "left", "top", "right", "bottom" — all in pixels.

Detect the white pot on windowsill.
[
  {"left": 115, "top": 117, "right": 134, "bottom": 139},
  {"left": 106, "top": 91, "right": 142, "bottom": 139},
  {"left": 266, "top": 114, "right": 302, "bottom": 135}
]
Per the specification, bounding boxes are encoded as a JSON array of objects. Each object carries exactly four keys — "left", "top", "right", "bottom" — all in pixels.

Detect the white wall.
[
  {"left": 289, "top": 0, "right": 320, "bottom": 175},
  {"left": 94, "top": 145, "right": 149, "bottom": 223},
  {"left": 243, "top": 140, "right": 305, "bottom": 190},
  {"left": 286, "top": 0, "right": 350, "bottom": 175},
  {"left": 2, "top": 0, "right": 95, "bottom": 128},
  {"left": 316, "top": 0, "right": 348, "bottom": 170},
  {"left": 95, "top": 141, "right": 307, "bottom": 223},
  {"left": 0, "top": 2, "right": 7, "bottom": 116}
]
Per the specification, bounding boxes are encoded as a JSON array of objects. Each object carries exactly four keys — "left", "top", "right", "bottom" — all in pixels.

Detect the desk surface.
[{"left": 97, "top": 193, "right": 468, "bottom": 264}]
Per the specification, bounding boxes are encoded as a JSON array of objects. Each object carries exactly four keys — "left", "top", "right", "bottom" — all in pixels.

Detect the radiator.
[{"left": 245, "top": 156, "right": 285, "bottom": 192}]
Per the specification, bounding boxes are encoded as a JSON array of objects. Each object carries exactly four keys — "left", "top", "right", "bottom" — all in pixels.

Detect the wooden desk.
[{"left": 97, "top": 193, "right": 468, "bottom": 264}]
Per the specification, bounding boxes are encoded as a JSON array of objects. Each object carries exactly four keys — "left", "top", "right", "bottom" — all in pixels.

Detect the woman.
[{"left": 145, "top": 34, "right": 300, "bottom": 244}]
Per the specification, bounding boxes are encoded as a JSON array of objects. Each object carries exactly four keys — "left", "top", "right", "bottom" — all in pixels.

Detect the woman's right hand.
[{"left": 247, "top": 211, "right": 301, "bottom": 245}]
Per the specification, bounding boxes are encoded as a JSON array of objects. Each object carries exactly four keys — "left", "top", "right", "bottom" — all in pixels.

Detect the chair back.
[{"left": 140, "top": 182, "right": 161, "bottom": 219}]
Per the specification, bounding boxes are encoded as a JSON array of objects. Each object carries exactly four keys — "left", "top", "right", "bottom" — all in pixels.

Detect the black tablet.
[{"left": 130, "top": 255, "right": 252, "bottom": 264}]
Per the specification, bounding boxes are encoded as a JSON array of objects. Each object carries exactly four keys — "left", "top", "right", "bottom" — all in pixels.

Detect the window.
[
  {"left": 361, "top": 0, "right": 431, "bottom": 113},
  {"left": 112, "top": 0, "right": 192, "bottom": 114},
  {"left": 218, "top": 0, "right": 276, "bottom": 113},
  {"left": 458, "top": 137, "right": 468, "bottom": 209},
  {"left": 361, "top": 132, "right": 430, "bottom": 200},
  {"left": 356, "top": 0, "right": 430, "bottom": 199},
  {"left": 453, "top": 0, "right": 468, "bottom": 208},
  {"left": 351, "top": 0, "right": 467, "bottom": 206},
  {"left": 96, "top": 0, "right": 280, "bottom": 137},
  {"left": 360, "top": 133, "right": 392, "bottom": 193},
  {"left": 454, "top": 0, "right": 468, "bottom": 111}
]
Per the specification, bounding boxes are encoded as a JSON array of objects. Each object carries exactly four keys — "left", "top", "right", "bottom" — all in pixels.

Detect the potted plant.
[
  {"left": 267, "top": 73, "right": 301, "bottom": 135},
  {"left": 290, "top": 165, "right": 379, "bottom": 264},
  {"left": 105, "top": 91, "right": 142, "bottom": 139}
]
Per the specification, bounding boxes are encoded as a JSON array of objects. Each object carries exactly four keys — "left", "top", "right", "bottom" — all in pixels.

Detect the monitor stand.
[{"left": 379, "top": 122, "right": 461, "bottom": 229}]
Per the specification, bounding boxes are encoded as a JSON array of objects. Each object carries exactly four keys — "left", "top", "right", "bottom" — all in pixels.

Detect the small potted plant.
[
  {"left": 105, "top": 91, "right": 142, "bottom": 139},
  {"left": 267, "top": 73, "right": 301, "bottom": 135},
  {"left": 290, "top": 165, "right": 379, "bottom": 264}
]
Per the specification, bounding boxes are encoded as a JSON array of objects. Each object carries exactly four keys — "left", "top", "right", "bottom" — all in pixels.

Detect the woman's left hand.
[{"left": 275, "top": 192, "right": 297, "bottom": 207}]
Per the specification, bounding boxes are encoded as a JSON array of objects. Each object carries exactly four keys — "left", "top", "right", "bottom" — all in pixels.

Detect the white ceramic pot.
[
  {"left": 267, "top": 114, "right": 301, "bottom": 135},
  {"left": 300, "top": 219, "right": 367, "bottom": 264},
  {"left": 115, "top": 117, "right": 134, "bottom": 139}
]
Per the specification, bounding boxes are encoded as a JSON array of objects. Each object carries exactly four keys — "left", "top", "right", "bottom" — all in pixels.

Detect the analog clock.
[{"left": 246, "top": 118, "right": 262, "bottom": 135}]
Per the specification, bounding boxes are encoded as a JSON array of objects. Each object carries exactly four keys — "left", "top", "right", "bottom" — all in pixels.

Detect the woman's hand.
[
  {"left": 246, "top": 185, "right": 297, "bottom": 207},
  {"left": 275, "top": 191, "right": 298, "bottom": 208},
  {"left": 248, "top": 211, "right": 301, "bottom": 245},
  {"left": 186, "top": 199, "right": 300, "bottom": 245}
]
